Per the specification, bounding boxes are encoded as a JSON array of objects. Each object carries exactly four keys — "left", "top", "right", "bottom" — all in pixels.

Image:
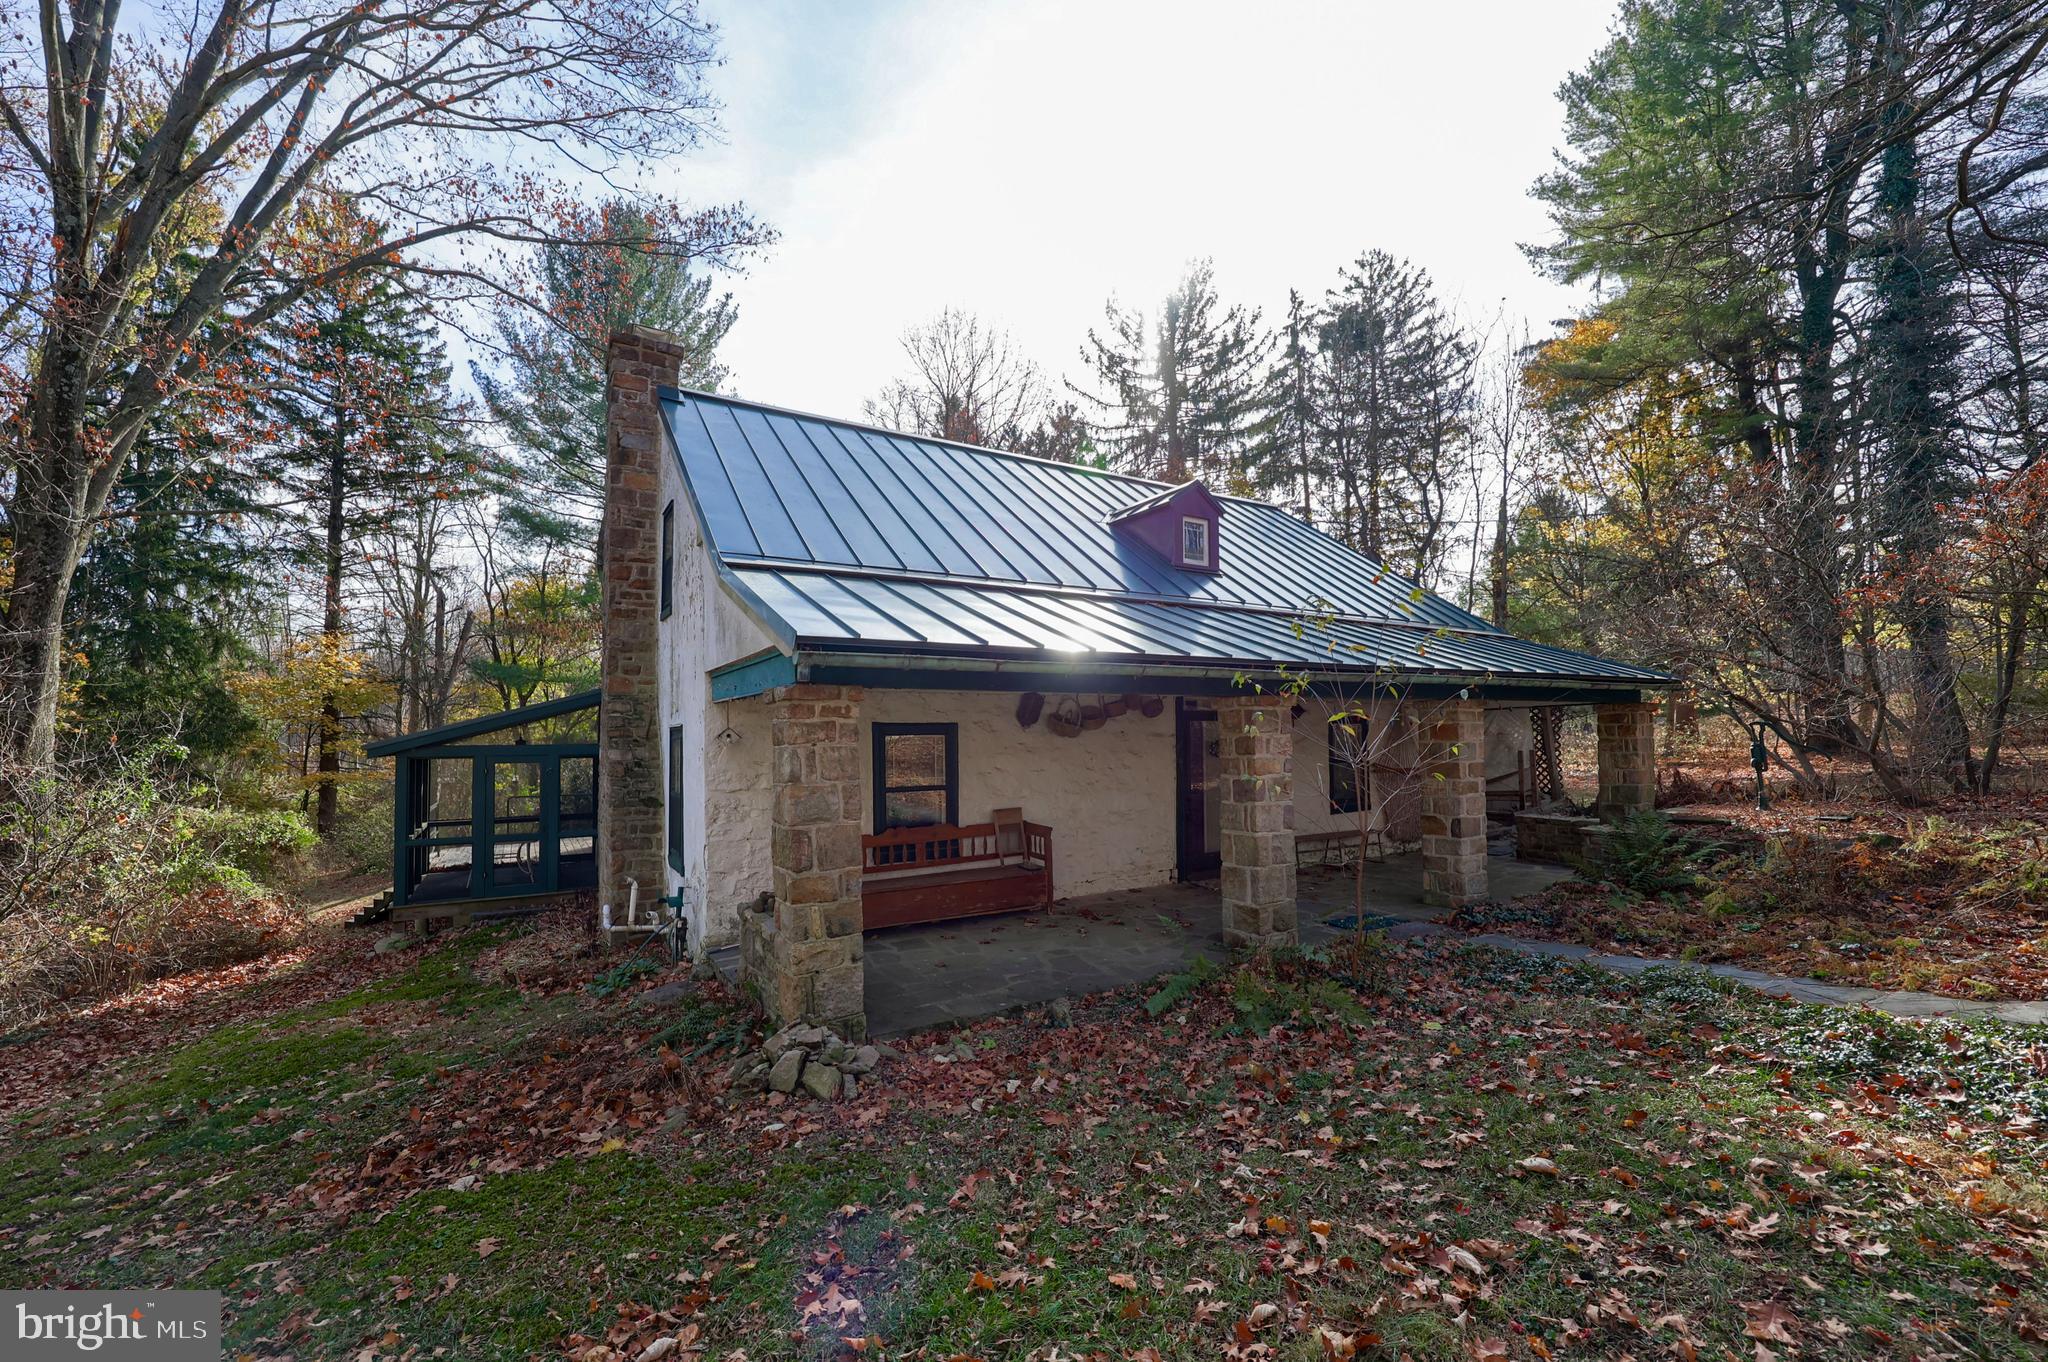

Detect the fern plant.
[{"left": 1588, "top": 811, "right": 1713, "bottom": 896}]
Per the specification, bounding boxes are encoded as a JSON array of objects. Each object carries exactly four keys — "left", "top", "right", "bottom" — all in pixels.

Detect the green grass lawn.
[{"left": 2, "top": 924, "right": 2043, "bottom": 1360}]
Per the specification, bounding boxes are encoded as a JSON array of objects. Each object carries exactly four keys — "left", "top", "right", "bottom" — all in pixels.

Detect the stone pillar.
[
  {"left": 1216, "top": 696, "right": 1297, "bottom": 948},
  {"left": 761, "top": 683, "right": 866, "bottom": 1038},
  {"left": 1596, "top": 701, "right": 1659, "bottom": 821},
  {"left": 1416, "top": 698, "right": 1488, "bottom": 907},
  {"left": 597, "top": 326, "right": 690, "bottom": 919}
]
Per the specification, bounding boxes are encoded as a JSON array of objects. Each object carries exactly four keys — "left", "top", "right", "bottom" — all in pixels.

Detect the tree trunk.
[
  {"left": 1785, "top": 232, "right": 1856, "bottom": 755},
  {"left": 1871, "top": 94, "right": 1975, "bottom": 792},
  {"left": 0, "top": 497, "right": 89, "bottom": 769},
  {"left": 0, "top": 316, "right": 111, "bottom": 768},
  {"left": 1977, "top": 585, "right": 2031, "bottom": 793},
  {"left": 316, "top": 420, "right": 347, "bottom": 841},
  {"left": 1489, "top": 481, "right": 1510, "bottom": 630}
]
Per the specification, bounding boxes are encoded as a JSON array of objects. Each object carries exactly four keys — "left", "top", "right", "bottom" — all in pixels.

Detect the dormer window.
[{"left": 1105, "top": 478, "right": 1222, "bottom": 574}]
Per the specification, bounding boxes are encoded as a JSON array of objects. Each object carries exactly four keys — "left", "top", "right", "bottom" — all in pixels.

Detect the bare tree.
[
  {"left": 1251, "top": 601, "right": 1496, "bottom": 929},
  {"left": 1473, "top": 313, "right": 1535, "bottom": 630},
  {"left": 0, "top": 0, "right": 771, "bottom": 768},
  {"left": 865, "top": 308, "right": 1049, "bottom": 447}
]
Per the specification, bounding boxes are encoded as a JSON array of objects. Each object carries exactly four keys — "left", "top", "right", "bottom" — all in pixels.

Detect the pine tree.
[
  {"left": 1250, "top": 290, "right": 1324, "bottom": 525},
  {"left": 475, "top": 200, "right": 737, "bottom": 565},
  {"left": 1867, "top": 4, "right": 1972, "bottom": 790},
  {"left": 65, "top": 205, "right": 267, "bottom": 764},
  {"left": 256, "top": 206, "right": 469, "bottom": 838},
  {"left": 1075, "top": 261, "right": 1270, "bottom": 487},
  {"left": 66, "top": 411, "right": 263, "bottom": 761},
  {"left": 1315, "top": 251, "right": 1473, "bottom": 575}
]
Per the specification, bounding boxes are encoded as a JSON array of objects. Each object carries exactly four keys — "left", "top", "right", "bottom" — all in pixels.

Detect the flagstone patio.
[{"left": 778, "top": 851, "right": 1570, "bottom": 1037}]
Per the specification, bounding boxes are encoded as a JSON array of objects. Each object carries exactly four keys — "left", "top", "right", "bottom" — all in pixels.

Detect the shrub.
[
  {"left": 169, "top": 803, "right": 317, "bottom": 893},
  {"left": 332, "top": 782, "right": 395, "bottom": 876},
  {"left": 1587, "top": 811, "right": 1715, "bottom": 896},
  {"left": 0, "top": 743, "right": 308, "bottom": 1027}
]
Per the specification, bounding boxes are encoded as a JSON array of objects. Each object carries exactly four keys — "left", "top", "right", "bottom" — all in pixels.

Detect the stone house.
[{"left": 595, "top": 327, "right": 1669, "bottom": 1039}]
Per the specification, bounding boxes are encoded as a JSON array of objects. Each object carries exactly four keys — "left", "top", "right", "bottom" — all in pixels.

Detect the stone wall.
[
  {"left": 1514, "top": 811, "right": 1606, "bottom": 866},
  {"left": 598, "top": 327, "right": 689, "bottom": 918},
  {"left": 1415, "top": 698, "right": 1488, "bottom": 907},
  {"left": 1596, "top": 702, "right": 1659, "bottom": 821},
  {"left": 1215, "top": 696, "right": 1298, "bottom": 947}
]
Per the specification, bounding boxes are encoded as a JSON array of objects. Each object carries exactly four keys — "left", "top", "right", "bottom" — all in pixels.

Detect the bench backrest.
[{"left": 862, "top": 820, "right": 1050, "bottom": 875}]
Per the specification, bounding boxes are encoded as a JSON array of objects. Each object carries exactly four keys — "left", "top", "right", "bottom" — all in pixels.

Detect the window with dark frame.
[
  {"left": 1327, "top": 714, "right": 1368, "bottom": 816},
  {"left": 872, "top": 723, "right": 958, "bottom": 832},
  {"left": 659, "top": 502, "right": 675, "bottom": 619},
  {"left": 667, "top": 725, "right": 685, "bottom": 872},
  {"left": 1180, "top": 515, "right": 1209, "bottom": 566}
]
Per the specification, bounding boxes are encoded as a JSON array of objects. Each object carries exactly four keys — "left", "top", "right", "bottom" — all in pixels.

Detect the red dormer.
[{"left": 1104, "top": 480, "right": 1224, "bottom": 574}]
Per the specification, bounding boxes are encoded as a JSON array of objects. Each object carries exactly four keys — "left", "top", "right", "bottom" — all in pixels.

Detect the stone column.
[
  {"left": 762, "top": 684, "right": 866, "bottom": 1038},
  {"left": 597, "top": 326, "right": 690, "bottom": 919},
  {"left": 1596, "top": 701, "right": 1659, "bottom": 821},
  {"left": 1216, "top": 696, "right": 1297, "bottom": 948},
  {"left": 1416, "top": 697, "right": 1488, "bottom": 907}
]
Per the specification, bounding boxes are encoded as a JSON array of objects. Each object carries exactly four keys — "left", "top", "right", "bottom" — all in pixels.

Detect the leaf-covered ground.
[
  {"left": 2, "top": 918, "right": 2045, "bottom": 1361},
  {"left": 1460, "top": 816, "right": 2048, "bottom": 1002}
]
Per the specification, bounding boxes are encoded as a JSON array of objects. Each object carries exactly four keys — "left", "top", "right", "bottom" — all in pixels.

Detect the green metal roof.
[
  {"left": 662, "top": 388, "right": 1675, "bottom": 693},
  {"left": 365, "top": 689, "right": 600, "bottom": 757}
]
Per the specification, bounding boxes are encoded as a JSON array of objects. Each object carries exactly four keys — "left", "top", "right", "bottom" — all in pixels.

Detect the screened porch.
[{"left": 365, "top": 690, "right": 601, "bottom": 922}]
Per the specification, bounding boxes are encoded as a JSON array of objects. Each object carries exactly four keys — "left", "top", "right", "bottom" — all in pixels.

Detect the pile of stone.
[{"left": 728, "top": 1022, "right": 883, "bottom": 1100}]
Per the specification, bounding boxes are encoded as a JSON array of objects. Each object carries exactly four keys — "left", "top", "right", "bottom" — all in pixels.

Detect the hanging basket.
[
  {"left": 1101, "top": 695, "right": 1128, "bottom": 720},
  {"left": 1078, "top": 699, "right": 1107, "bottom": 730},
  {"left": 1137, "top": 694, "right": 1166, "bottom": 719},
  {"left": 1016, "top": 691, "right": 1046, "bottom": 729},
  {"left": 1046, "top": 696, "right": 1084, "bottom": 738}
]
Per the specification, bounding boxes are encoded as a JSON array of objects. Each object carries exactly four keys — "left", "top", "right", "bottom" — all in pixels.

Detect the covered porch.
[
  {"left": 711, "top": 671, "right": 1659, "bottom": 1041},
  {"left": 716, "top": 850, "right": 1571, "bottom": 1036}
]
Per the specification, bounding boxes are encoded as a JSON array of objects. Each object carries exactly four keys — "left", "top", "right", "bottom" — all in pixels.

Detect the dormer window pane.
[{"left": 1181, "top": 516, "right": 1209, "bottom": 566}]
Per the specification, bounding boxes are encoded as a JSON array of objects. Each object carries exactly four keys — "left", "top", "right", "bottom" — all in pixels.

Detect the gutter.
[{"left": 788, "top": 647, "right": 1661, "bottom": 696}]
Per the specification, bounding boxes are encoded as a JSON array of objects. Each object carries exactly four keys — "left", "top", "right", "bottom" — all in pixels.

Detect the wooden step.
[{"left": 346, "top": 891, "right": 395, "bottom": 928}]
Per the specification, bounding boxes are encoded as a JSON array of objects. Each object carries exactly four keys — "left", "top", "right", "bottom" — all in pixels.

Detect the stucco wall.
[
  {"left": 657, "top": 452, "right": 777, "bottom": 953},
  {"left": 860, "top": 690, "right": 1179, "bottom": 900},
  {"left": 1288, "top": 697, "right": 1536, "bottom": 844},
  {"left": 1287, "top": 697, "right": 1420, "bottom": 843},
  {"left": 1483, "top": 706, "right": 1536, "bottom": 783}
]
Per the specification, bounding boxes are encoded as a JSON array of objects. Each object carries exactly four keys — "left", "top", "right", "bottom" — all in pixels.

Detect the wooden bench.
[
  {"left": 1487, "top": 752, "right": 1533, "bottom": 813},
  {"left": 860, "top": 814, "right": 1053, "bottom": 930},
  {"left": 1294, "top": 827, "right": 1383, "bottom": 868}
]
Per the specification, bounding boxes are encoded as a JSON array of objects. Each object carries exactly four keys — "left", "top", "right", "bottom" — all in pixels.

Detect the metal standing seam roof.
[{"left": 662, "top": 389, "right": 1672, "bottom": 688}]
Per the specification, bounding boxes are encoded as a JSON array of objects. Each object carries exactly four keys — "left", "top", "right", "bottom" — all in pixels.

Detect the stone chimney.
[{"left": 598, "top": 327, "right": 689, "bottom": 922}]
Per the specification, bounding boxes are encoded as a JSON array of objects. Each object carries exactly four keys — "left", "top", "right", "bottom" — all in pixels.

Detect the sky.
[{"left": 648, "top": 0, "right": 1624, "bottom": 419}]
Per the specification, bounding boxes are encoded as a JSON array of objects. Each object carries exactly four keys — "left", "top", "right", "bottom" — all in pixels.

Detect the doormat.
[{"left": 1323, "top": 913, "right": 1402, "bottom": 933}]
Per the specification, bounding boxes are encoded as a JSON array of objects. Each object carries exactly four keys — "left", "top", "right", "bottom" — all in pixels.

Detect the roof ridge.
[
  {"left": 663, "top": 385, "right": 1314, "bottom": 513},
  {"left": 663, "top": 385, "right": 1160, "bottom": 486}
]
